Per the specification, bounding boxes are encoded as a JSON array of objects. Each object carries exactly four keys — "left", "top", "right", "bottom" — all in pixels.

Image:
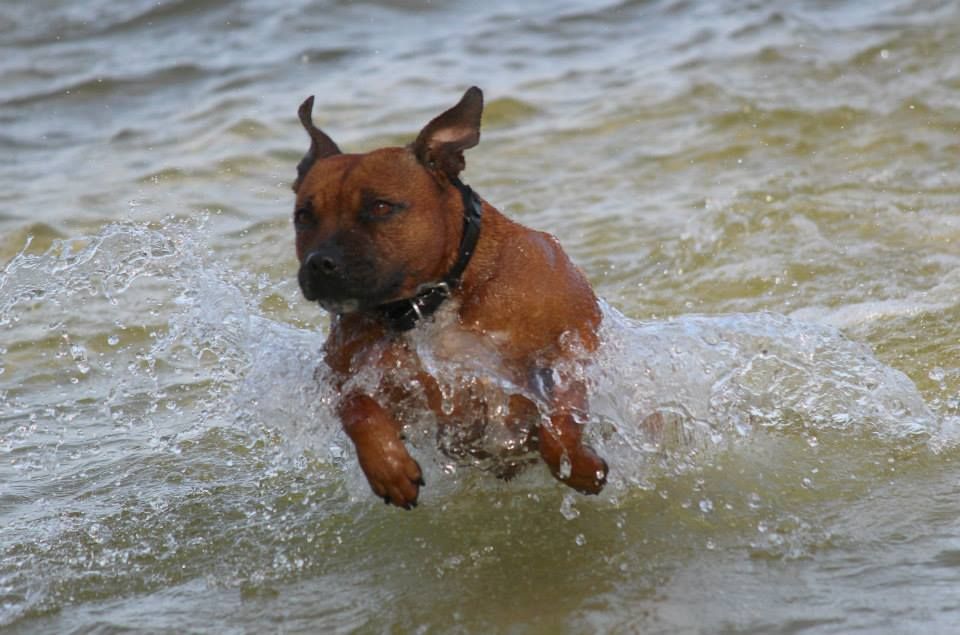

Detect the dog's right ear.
[
  {"left": 411, "top": 86, "right": 483, "bottom": 179},
  {"left": 293, "top": 96, "right": 341, "bottom": 192}
]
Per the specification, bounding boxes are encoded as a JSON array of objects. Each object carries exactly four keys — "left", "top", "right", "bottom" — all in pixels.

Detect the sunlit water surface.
[{"left": 2, "top": 1, "right": 960, "bottom": 633}]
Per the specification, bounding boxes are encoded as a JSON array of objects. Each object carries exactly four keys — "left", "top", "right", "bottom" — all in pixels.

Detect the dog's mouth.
[
  {"left": 298, "top": 259, "right": 406, "bottom": 315},
  {"left": 317, "top": 298, "right": 361, "bottom": 314}
]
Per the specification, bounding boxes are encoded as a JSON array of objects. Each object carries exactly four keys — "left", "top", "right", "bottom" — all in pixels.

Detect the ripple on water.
[
  {"left": 2, "top": 219, "right": 952, "bottom": 472},
  {"left": 1, "top": 215, "right": 958, "bottom": 627}
]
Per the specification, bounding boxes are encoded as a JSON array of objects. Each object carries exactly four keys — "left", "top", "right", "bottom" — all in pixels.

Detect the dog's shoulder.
[{"left": 459, "top": 224, "right": 600, "bottom": 361}]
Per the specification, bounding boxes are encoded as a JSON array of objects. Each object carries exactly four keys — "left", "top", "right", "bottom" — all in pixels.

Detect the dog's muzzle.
[{"left": 298, "top": 248, "right": 350, "bottom": 304}]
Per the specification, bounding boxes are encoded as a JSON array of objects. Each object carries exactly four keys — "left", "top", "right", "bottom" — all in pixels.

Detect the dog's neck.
[{"left": 375, "top": 176, "right": 483, "bottom": 332}]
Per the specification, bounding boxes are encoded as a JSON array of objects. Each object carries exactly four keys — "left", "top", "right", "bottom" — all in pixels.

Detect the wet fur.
[{"left": 293, "top": 87, "right": 608, "bottom": 508}]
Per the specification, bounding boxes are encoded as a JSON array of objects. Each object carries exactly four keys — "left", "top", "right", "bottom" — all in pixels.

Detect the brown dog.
[{"left": 292, "top": 87, "right": 608, "bottom": 508}]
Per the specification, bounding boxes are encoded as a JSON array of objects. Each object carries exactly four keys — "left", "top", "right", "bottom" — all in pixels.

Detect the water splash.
[
  {"left": 0, "top": 219, "right": 334, "bottom": 483},
  {"left": 2, "top": 219, "right": 959, "bottom": 627},
  {"left": 586, "top": 303, "right": 958, "bottom": 489},
  {"left": 2, "top": 220, "right": 954, "bottom": 493}
]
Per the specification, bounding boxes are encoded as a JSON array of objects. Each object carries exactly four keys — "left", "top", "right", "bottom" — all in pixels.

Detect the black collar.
[{"left": 376, "top": 176, "right": 483, "bottom": 332}]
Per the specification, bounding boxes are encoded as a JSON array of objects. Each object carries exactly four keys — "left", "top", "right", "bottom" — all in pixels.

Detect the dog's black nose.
[
  {"left": 299, "top": 248, "right": 344, "bottom": 302},
  {"left": 304, "top": 249, "right": 339, "bottom": 275}
]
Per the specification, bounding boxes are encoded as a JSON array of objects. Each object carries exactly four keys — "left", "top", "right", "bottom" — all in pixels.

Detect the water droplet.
[
  {"left": 928, "top": 367, "right": 945, "bottom": 383},
  {"left": 86, "top": 522, "right": 111, "bottom": 544},
  {"left": 830, "top": 412, "right": 850, "bottom": 426},
  {"left": 108, "top": 335, "right": 120, "bottom": 346},
  {"left": 439, "top": 382, "right": 455, "bottom": 415},
  {"left": 559, "top": 455, "right": 572, "bottom": 479},
  {"left": 574, "top": 533, "right": 586, "bottom": 546},
  {"left": 560, "top": 493, "right": 580, "bottom": 520},
  {"left": 801, "top": 477, "right": 813, "bottom": 489},
  {"left": 698, "top": 498, "right": 714, "bottom": 513}
]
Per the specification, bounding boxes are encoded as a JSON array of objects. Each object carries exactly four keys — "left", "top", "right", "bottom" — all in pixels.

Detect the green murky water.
[{"left": 2, "top": 1, "right": 960, "bottom": 632}]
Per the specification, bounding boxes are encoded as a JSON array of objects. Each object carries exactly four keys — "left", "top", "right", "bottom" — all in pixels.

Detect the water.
[{"left": 3, "top": 0, "right": 960, "bottom": 632}]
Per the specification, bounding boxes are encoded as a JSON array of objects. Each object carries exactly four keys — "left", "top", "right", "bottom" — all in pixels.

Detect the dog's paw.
[
  {"left": 537, "top": 422, "right": 608, "bottom": 495},
  {"left": 356, "top": 436, "right": 424, "bottom": 510},
  {"left": 563, "top": 446, "right": 608, "bottom": 495}
]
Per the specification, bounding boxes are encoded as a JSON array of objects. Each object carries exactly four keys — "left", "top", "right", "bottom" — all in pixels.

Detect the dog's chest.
[{"left": 390, "top": 318, "right": 542, "bottom": 472}]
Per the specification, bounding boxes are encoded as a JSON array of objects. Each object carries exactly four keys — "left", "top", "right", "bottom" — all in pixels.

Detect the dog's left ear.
[
  {"left": 293, "top": 95, "right": 342, "bottom": 192},
  {"left": 411, "top": 86, "right": 483, "bottom": 179}
]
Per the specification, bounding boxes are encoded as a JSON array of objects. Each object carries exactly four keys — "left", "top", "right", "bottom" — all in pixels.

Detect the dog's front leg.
[
  {"left": 533, "top": 373, "right": 608, "bottom": 494},
  {"left": 339, "top": 392, "right": 424, "bottom": 509}
]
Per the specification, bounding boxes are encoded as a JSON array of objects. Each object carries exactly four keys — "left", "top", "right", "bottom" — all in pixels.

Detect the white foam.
[{"left": 3, "top": 220, "right": 954, "bottom": 502}]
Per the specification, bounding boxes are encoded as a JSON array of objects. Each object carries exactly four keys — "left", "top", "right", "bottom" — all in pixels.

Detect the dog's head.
[{"left": 291, "top": 87, "right": 484, "bottom": 315}]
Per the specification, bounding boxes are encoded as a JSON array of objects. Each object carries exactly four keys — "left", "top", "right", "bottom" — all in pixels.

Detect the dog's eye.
[
  {"left": 293, "top": 208, "right": 314, "bottom": 228},
  {"left": 370, "top": 200, "right": 395, "bottom": 217},
  {"left": 364, "top": 199, "right": 406, "bottom": 221}
]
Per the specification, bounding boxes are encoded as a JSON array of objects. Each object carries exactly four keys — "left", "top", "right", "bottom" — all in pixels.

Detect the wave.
[{"left": 3, "top": 220, "right": 953, "bottom": 494}]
